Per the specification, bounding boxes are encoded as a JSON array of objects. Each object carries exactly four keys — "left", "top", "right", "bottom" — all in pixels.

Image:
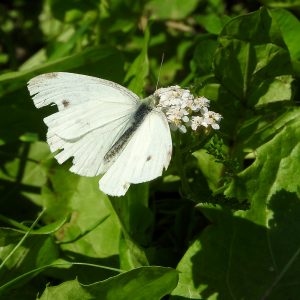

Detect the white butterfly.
[{"left": 27, "top": 72, "right": 172, "bottom": 196}]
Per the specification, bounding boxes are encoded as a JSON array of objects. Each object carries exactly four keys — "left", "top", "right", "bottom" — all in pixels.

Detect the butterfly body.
[{"left": 104, "top": 102, "right": 153, "bottom": 163}]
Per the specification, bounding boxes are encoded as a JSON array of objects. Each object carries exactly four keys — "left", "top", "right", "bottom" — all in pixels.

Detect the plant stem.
[
  {"left": 0, "top": 214, "right": 30, "bottom": 231},
  {"left": 0, "top": 261, "right": 124, "bottom": 294},
  {"left": 0, "top": 208, "right": 46, "bottom": 271}
]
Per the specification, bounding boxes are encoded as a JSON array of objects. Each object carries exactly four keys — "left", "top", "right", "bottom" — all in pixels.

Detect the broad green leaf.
[
  {"left": 226, "top": 108, "right": 300, "bottom": 213},
  {"left": 270, "top": 8, "right": 300, "bottom": 73},
  {"left": 214, "top": 7, "right": 293, "bottom": 107},
  {"left": 171, "top": 109, "right": 300, "bottom": 299},
  {"left": 41, "top": 167, "right": 121, "bottom": 259},
  {"left": 39, "top": 266, "right": 178, "bottom": 300},
  {"left": 111, "top": 185, "right": 152, "bottom": 245},
  {"left": 171, "top": 192, "right": 300, "bottom": 299},
  {"left": 239, "top": 107, "right": 300, "bottom": 150},
  {"left": 172, "top": 15, "right": 300, "bottom": 289},
  {"left": 21, "top": 142, "right": 52, "bottom": 185},
  {"left": 118, "top": 234, "right": 149, "bottom": 270}
]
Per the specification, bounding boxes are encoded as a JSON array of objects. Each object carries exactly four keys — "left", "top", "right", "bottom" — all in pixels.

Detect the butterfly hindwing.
[{"left": 99, "top": 110, "right": 172, "bottom": 196}]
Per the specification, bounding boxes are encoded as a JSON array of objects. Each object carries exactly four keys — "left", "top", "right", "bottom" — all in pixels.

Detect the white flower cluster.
[{"left": 154, "top": 86, "right": 222, "bottom": 133}]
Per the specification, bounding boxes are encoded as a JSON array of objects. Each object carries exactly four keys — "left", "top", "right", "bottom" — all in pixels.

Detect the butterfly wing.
[
  {"left": 28, "top": 72, "right": 139, "bottom": 110},
  {"left": 28, "top": 72, "right": 140, "bottom": 176},
  {"left": 99, "top": 110, "right": 172, "bottom": 196}
]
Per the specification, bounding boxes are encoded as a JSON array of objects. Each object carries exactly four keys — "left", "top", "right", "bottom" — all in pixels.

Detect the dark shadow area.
[{"left": 0, "top": 0, "right": 44, "bottom": 70}]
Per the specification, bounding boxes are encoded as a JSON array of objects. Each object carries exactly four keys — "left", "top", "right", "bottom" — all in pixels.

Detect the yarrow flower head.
[{"left": 154, "top": 86, "right": 222, "bottom": 133}]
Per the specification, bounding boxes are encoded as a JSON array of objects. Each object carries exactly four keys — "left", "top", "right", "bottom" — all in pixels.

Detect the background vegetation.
[{"left": 1, "top": 0, "right": 300, "bottom": 299}]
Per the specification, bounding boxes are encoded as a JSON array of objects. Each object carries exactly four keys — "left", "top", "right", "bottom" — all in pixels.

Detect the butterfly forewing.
[
  {"left": 28, "top": 72, "right": 140, "bottom": 177},
  {"left": 28, "top": 72, "right": 139, "bottom": 109}
]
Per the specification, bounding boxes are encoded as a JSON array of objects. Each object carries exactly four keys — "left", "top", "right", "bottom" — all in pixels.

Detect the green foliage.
[
  {"left": 1, "top": 0, "right": 300, "bottom": 299},
  {"left": 39, "top": 266, "right": 178, "bottom": 300}
]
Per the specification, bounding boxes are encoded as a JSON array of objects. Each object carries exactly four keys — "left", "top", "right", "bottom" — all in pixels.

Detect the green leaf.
[
  {"left": 33, "top": 215, "right": 70, "bottom": 234},
  {"left": 171, "top": 109, "right": 300, "bottom": 299},
  {"left": 214, "top": 7, "right": 293, "bottom": 107},
  {"left": 240, "top": 107, "right": 300, "bottom": 150},
  {"left": 41, "top": 167, "right": 121, "bottom": 259},
  {"left": 270, "top": 8, "right": 300, "bottom": 73},
  {"left": 0, "top": 46, "right": 124, "bottom": 97},
  {"left": 193, "top": 149, "right": 223, "bottom": 192},
  {"left": 172, "top": 189, "right": 300, "bottom": 299},
  {"left": 261, "top": 0, "right": 300, "bottom": 8},
  {"left": 226, "top": 108, "right": 300, "bottom": 208},
  {"left": 46, "top": 20, "right": 92, "bottom": 61},
  {"left": 0, "top": 142, "right": 52, "bottom": 210},
  {"left": 196, "top": 14, "right": 230, "bottom": 35},
  {"left": 39, "top": 266, "right": 178, "bottom": 300},
  {"left": 124, "top": 27, "right": 150, "bottom": 96},
  {"left": 118, "top": 235, "right": 149, "bottom": 270},
  {"left": 111, "top": 185, "right": 152, "bottom": 245},
  {"left": 146, "top": 0, "right": 199, "bottom": 20},
  {"left": 193, "top": 38, "right": 218, "bottom": 75},
  {"left": 172, "top": 41, "right": 300, "bottom": 296},
  {"left": 109, "top": 184, "right": 151, "bottom": 270}
]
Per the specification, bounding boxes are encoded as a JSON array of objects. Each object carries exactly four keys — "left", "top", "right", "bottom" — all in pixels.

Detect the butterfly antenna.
[{"left": 155, "top": 53, "right": 165, "bottom": 91}]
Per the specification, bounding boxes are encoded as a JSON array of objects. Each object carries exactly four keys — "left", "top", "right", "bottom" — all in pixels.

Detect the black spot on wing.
[
  {"left": 146, "top": 155, "right": 152, "bottom": 161},
  {"left": 62, "top": 100, "right": 70, "bottom": 108}
]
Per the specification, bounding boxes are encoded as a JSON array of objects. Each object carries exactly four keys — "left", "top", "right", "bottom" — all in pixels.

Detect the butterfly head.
[{"left": 142, "top": 94, "right": 160, "bottom": 108}]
